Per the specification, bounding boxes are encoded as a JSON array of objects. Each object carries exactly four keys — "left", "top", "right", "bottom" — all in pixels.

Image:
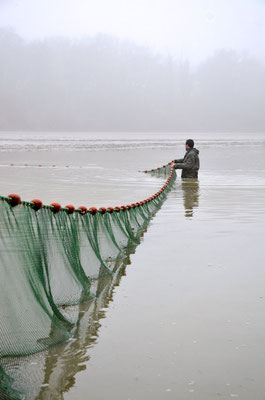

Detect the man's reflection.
[{"left": 181, "top": 179, "right": 200, "bottom": 217}]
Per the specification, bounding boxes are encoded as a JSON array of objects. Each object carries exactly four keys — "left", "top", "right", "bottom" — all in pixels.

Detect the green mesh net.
[{"left": 0, "top": 163, "right": 175, "bottom": 399}]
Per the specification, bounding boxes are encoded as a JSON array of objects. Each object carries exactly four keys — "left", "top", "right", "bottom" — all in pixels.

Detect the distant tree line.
[{"left": 0, "top": 28, "right": 264, "bottom": 132}]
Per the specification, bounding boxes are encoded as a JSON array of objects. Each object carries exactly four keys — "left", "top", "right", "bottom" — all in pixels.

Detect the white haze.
[
  {"left": 0, "top": 0, "right": 265, "bottom": 64},
  {"left": 0, "top": 0, "right": 264, "bottom": 132}
]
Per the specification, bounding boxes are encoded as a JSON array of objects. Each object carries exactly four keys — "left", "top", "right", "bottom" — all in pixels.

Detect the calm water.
[{"left": 1, "top": 132, "right": 265, "bottom": 400}]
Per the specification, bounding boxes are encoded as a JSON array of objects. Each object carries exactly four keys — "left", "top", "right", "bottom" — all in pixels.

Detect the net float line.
[
  {"left": 139, "top": 161, "right": 174, "bottom": 174},
  {"left": 3, "top": 163, "right": 84, "bottom": 168},
  {"left": 0, "top": 162, "right": 175, "bottom": 398},
  {"left": 0, "top": 162, "right": 176, "bottom": 215}
]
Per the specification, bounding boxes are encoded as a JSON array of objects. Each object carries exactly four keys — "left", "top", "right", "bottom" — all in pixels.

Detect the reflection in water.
[
  {"left": 181, "top": 179, "right": 200, "bottom": 218},
  {"left": 0, "top": 219, "right": 152, "bottom": 400},
  {"left": 0, "top": 251, "right": 136, "bottom": 400},
  {"left": 1, "top": 136, "right": 265, "bottom": 400},
  {"left": 38, "top": 257, "right": 130, "bottom": 400}
]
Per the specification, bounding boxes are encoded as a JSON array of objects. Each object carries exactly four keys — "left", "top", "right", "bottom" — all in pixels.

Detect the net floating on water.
[{"left": 0, "top": 162, "right": 176, "bottom": 399}]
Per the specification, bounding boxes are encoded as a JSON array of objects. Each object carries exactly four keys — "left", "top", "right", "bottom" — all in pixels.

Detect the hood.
[{"left": 188, "top": 148, "right": 199, "bottom": 155}]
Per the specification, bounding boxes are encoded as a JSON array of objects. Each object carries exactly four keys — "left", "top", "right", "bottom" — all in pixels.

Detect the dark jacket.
[{"left": 174, "top": 148, "right": 200, "bottom": 178}]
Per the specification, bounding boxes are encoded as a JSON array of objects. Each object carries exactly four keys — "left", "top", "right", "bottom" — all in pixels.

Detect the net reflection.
[
  {"left": 0, "top": 207, "right": 161, "bottom": 400},
  {"left": 0, "top": 165, "right": 176, "bottom": 399},
  {"left": 0, "top": 248, "right": 138, "bottom": 400},
  {"left": 37, "top": 256, "right": 131, "bottom": 400}
]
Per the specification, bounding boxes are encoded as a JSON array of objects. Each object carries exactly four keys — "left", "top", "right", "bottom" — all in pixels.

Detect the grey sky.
[{"left": 0, "top": 0, "right": 264, "bottom": 63}]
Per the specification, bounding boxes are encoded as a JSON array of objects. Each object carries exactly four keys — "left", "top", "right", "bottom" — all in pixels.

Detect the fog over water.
[
  {"left": 1, "top": 2, "right": 265, "bottom": 399},
  {"left": 0, "top": 0, "right": 265, "bottom": 132},
  {"left": 0, "top": 28, "right": 265, "bottom": 132}
]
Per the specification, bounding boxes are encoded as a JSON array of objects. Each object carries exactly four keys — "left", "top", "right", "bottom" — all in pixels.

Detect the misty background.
[{"left": 0, "top": 0, "right": 265, "bottom": 132}]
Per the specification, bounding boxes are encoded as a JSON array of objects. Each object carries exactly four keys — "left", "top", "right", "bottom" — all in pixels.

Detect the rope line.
[
  {"left": 0, "top": 162, "right": 175, "bottom": 214},
  {"left": 0, "top": 162, "right": 176, "bottom": 400},
  {"left": 1, "top": 163, "right": 83, "bottom": 168}
]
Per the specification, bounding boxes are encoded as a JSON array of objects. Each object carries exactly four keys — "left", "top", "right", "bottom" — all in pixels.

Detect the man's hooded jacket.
[{"left": 174, "top": 148, "right": 200, "bottom": 178}]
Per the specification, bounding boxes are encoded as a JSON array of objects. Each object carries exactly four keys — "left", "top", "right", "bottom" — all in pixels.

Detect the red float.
[
  {"left": 89, "top": 207, "right": 98, "bottom": 215},
  {"left": 65, "top": 204, "right": 75, "bottom": 214},
  {"left": 50, "top": 202, "right": 61, "bottom": 213},
  {"left": 31, "top": 198, "right": 43, "bottom": 211},
  {"left": 78, "top": 206, "right": 87, "bottom": 214},
  {"left": 8, "top": 193, "right": 21, "bottom": 207}
]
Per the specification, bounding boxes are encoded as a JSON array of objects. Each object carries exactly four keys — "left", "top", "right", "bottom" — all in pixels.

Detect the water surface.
[{"left": 0, "top": 132, "right": 265, "bottom": 399}]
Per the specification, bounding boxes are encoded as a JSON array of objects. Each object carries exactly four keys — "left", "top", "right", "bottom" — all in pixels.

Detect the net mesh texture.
[{"left": 0, "top": 163, "right": 175, "bottom": 400}]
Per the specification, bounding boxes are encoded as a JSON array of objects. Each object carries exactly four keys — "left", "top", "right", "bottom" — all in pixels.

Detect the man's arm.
[
  {"left": 175, "top": 154, "right": 195, "bottom": 170},
  {"left": 174, "top": 158, "right": 184, "bottom": 163}
]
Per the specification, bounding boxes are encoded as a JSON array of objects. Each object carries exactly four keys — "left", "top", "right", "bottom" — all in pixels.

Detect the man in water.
[{"left": 174, "top": 139, "right": 200, "bottom": 179}]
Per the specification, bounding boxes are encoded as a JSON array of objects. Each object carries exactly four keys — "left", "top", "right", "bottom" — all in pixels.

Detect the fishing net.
[{"left": 0, "top": 163, "right": 175, "bottom": 399}]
